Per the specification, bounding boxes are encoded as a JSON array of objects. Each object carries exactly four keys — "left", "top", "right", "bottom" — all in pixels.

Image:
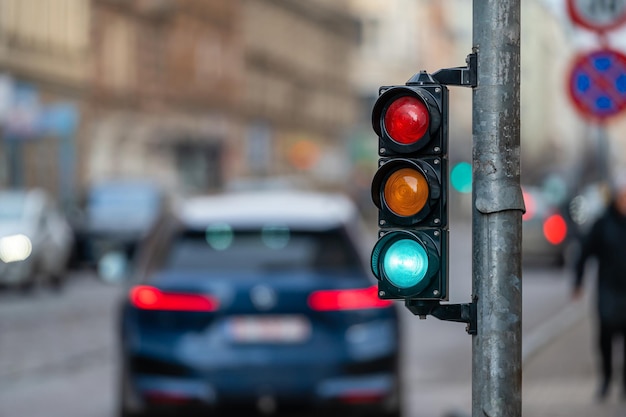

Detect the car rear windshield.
[
  {"left": 161, "top": 226, "right": 363, "bottom": 273},
  {"left": 87, "top": 185, "right": 161, "bottom": 225}
]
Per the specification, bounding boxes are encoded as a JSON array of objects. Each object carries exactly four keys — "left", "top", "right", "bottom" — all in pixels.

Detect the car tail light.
[
  {"left": 129, "top": 285, "right": 219, "bottom": 312},
  {"left": 144, "top": 391, "right": 194, "bottom": 405},
  {"left": 338, "top": 391, "right": 387, "bottom": 404},
  {"left": 543, "top": 214, "right": 567, "bottom": 245},
  {"left": 307, "top": 285, "right": 393, "bottom": 311}
]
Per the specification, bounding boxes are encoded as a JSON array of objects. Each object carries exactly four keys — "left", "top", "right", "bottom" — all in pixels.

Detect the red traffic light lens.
[
  {"left": 384, "top": 167, "right": 429, "bottom": 217},
  {"left": 384, "top": 96, "right": 429, "bottom": 145}
]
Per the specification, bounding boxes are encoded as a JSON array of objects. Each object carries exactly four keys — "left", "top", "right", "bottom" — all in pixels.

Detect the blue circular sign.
[{"left": 568, "top": 48, "right": 626, "bottom": 120}]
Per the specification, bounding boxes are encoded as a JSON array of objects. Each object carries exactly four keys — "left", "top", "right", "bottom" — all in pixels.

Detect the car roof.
[
  {"left": 178, "top": 190, "right": 358, "bottom": 231},
  {"left": 88, "top": 179, "right": 162, "bottom": 194},
  {"left": 0, "top": 188, "right": 47, "bottom": 205}
]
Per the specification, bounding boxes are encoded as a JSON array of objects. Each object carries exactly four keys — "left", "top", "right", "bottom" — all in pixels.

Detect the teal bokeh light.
[
  {"left": 382, "top": 239, "right": 428, "bottom": 289},
  {"left": 451, "top": 162, "right": 472, "bottom": 193},
  {"left": 205, "top": 223, "right": 234, "bottom": 250}
]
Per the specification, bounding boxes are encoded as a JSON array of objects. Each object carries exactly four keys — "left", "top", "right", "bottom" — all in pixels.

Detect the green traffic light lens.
[{"left": 383, "top": 238, "right": 429, "bottom": 289}]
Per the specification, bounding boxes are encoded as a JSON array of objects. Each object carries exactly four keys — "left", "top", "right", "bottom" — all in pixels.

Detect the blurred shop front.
[{"left": 0, "top": 74, "right": 82, "bottom": 206}]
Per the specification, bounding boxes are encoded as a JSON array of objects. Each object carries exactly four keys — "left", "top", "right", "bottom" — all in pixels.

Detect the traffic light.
[{"left": 370, "top": 71, "right": 449, "bottom": 301}]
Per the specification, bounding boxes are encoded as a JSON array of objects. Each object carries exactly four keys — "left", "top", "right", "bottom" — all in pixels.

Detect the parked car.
[
  {"left": 0, "top": 188, "right": 74, "bottom": 290},
  {"left": 113, "top": 190, "right": 402, "bottom": 417},
  {"left": 522, "top": 185, "right": 569, "bottom": 267},
  {"left": 73, "top": 179, "right": 169, "bottom": 273}
]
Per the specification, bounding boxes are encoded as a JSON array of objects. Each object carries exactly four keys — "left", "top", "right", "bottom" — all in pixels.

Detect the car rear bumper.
[
  {"left": 130, "top": 371, "right": 398, "bottom": 414},
  {"left": 120, "top": 308, "right": 401, "bottom": 414},
  {"left": 122, "top": 337, "right": 400, "bottom": 414}
]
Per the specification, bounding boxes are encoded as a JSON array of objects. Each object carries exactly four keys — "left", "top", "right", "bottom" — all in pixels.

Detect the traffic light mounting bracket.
[
  {"left": 428, "top": 53, "right": 477, "bottom": 88},
  {"left": 405, "top": 299, "right": 477, "bottom": 335}
]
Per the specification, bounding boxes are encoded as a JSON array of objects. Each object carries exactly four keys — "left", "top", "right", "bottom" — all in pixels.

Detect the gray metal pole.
[{"left": 472, "top": 1, "right": 523, "bottom": 417}]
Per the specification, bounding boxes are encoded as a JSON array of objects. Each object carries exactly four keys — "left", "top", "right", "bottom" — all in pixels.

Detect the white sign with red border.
[{"left": 567, "top": 0, "right": 626, "bottom": 32}]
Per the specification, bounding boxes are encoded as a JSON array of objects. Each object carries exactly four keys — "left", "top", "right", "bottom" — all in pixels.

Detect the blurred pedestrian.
[{"left": 573, "top": 173, "right": 626, "bottom": 400}]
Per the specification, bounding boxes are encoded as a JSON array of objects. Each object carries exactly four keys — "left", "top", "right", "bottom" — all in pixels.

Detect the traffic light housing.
[{"left": 370, "top": 71, "right": 449, "bottom": 301}]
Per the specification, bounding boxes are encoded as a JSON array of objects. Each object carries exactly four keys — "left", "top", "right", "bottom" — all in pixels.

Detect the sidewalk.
[{"left": 522, "top": 298, "right": 626, "bottom": 417}]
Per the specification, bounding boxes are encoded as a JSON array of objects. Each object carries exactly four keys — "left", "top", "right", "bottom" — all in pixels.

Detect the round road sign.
[
  {"left": 567, "top": 0, "right": 626, "bottom": 32},
  {"left": 568, "top": 48, "right": 626, "bottom": 120}
]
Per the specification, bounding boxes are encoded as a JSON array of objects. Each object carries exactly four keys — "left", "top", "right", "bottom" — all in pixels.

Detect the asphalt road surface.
[{"left": 0, "top": 222, "right": 574, "bottom": 417}]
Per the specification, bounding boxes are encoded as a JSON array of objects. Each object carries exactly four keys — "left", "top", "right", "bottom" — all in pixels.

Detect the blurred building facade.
[
  {"left": 239, "top": 0, "right": 360, "bottom": 187},
  {"left": 89, "top": 0, "right": 243, "bottom": 194},
  {"left": 0, "top": 0, "right": 89, "bottom": 202},
  {"left": 3, "top": 0, "right": 624, "bottom": 204},
  {"left": 0, "top": 0, "right": 361, "bottom": 200},
  {"left": 88, "top": 0, "right": 361, "bottom": 195}
]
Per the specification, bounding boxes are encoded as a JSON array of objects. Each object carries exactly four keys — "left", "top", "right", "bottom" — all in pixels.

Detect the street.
[
  {"left": 0, "top": 221, "right": 575, "bottom": 417},
  {"left": 0, "top": 273, "right": 121, "bottom": 417}
]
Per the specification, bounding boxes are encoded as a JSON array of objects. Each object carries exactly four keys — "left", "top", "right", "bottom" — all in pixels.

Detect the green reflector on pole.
[
  {"left": 451, "top": 162, "right": 472, "bottom": 193},
  {"left": 383, "top": 239, "right": 428, "bottom": 289}
]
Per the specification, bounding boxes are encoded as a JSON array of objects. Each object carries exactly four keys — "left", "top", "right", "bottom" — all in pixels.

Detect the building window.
[{"left": 176, "top": 142, "right": 223, "bottom": 193}]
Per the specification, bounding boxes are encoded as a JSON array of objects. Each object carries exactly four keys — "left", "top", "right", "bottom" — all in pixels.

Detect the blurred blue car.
[
  {"left": 73, "top": 180, "right": 168, "bottom": 270},
  {"left": 115, "top": 191, "right": 401, "bottom": 417}
]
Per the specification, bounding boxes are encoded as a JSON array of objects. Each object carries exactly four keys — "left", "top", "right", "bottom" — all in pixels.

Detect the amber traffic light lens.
[
  {"left": 384, "top": 168, "right": 429, "bottom": 217},
  {"left": 384, "top": 96, "right": 429, "bottom": 145}
]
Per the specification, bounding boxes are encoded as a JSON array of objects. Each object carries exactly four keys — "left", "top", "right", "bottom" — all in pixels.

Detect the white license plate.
[{"left": 226, "top": 316, "right": 311, "bottom": 344}]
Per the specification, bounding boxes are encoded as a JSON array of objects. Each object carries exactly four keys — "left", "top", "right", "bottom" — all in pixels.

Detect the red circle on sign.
[
  {"left": 567, "top": 0, "right": 626, "bottom": 32},
  {"left": 567, "top": 48, "right": 626, "bottom": 121}
]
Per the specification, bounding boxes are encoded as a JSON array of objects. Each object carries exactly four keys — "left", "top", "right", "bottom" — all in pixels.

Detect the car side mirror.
[{"left": 97, "top": 251, "right": 130, "bottom": 284}]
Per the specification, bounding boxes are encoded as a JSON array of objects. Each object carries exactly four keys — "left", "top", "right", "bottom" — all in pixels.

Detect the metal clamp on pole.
[
  {"left": 431, "top": 53, "right": 477, "bottom": 88},
  {"left": 405, "top": 300, "right": 477, "bottom": 335}
]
